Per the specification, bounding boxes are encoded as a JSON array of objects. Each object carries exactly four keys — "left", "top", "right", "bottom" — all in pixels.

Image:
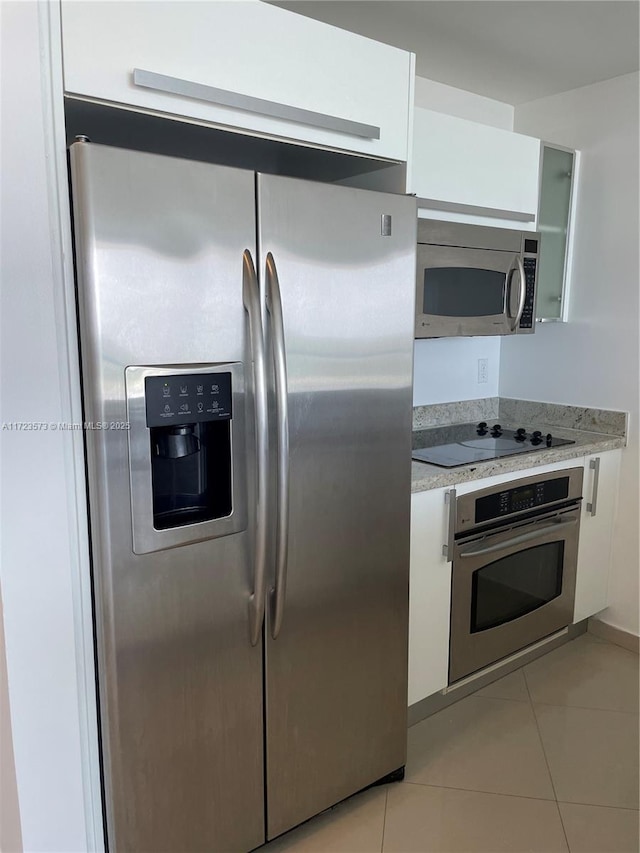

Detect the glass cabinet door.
[{"left": 536, "top": 145, "right": 575, "bottom": 320}]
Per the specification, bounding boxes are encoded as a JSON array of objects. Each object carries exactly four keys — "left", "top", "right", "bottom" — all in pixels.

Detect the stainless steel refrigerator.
[{"left": 70, "top": 140, "right": 416, "bottom": 852}]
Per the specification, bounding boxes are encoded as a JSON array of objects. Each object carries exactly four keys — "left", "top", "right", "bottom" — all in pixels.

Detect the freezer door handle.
[
  {"left": 243, "top": 250, "right": 269, "bottom": 646},
  {"left": 266, "top": 252, "right": 290, "bottom": 639}
]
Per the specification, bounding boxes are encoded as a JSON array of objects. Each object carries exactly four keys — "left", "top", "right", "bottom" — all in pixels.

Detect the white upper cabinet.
[
  {"left": 535, "top": 144, "right": 577, "bottom": 321},
  {"left": 60, "top": 1, "right": 414, "bottom": 161},
  {"left": 410, "top": 108, "right": 541, "bottom": 220}
]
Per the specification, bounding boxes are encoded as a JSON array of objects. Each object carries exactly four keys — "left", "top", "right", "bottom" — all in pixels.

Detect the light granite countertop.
[{"left": 411, "top": 399, "right": 627, "bottom": 493}]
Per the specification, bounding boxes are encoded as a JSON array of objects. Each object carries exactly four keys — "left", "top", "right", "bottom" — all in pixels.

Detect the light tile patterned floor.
[{"left": 262, "top": 634, "right": 639, "bottom": 852}]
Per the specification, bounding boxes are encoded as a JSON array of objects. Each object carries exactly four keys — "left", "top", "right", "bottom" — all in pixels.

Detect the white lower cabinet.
[
  {"left": 574, "top": 450, "right": 621, "bottom": 622},
  {"left": 408, "top": 452, "right": 620, "bottom": 707},
  {"left": 408, "top": 486, "right": 452, "bottom": 705}
]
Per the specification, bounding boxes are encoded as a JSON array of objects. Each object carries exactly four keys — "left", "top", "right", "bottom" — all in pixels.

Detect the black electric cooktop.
[{"left": 412, "top": 421, "right": 575, "bottom": 469}]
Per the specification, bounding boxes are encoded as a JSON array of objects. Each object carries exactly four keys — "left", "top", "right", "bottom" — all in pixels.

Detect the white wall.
[
  {"left": 414, "top": 76, "right": 514, "bottom": 130},
  {"left": 0, "top": 2, "right": 100, "bottom": 849},
  {"left": 413, "top": 337, "right": 500, "bottom": 405},
  {"left": 1, "top": 586, "right": 22, "bottom": 853},
  {"left": 412, "top": 76, "right": 512, "bottom": 406},
  {"left": 501, "top": 72, "right": 640, "bottom": 637}
]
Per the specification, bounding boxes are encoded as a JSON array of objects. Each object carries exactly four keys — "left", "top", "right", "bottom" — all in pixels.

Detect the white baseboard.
[{"left": 588, "top": 618, "right": 640, "bottom": 654}]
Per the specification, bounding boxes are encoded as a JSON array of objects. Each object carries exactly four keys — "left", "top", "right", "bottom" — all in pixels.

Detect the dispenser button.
[{"left": 145, "top": 372, "right": 233, "bottom": 427}]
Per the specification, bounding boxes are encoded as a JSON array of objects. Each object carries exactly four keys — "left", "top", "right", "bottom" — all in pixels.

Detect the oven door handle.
[
  {"left": 506, "top": 256, "right": 527, "bottom": 332},
  {"left": 458, "top": 517, "right": 578, "bottom": 559}
]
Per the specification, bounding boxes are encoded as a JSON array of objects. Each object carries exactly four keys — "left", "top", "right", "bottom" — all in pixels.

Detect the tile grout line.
[
  {"left": 523, "top": 666, "right": 572, "bottom": 852},
  {"left": 467, "top": 680, "right": 638, "bottom": 716},
  {"left": 556, "top": 800, "right": 640, "bottom": 813},
  {"left": 401, "top": 779, "right": 640, "bottom": 812},
  {"left": 472, "top": 693, "right": 532, "bottom": 705},
  {"left": 531, "top": 699, "right": 640, "bottom": 716},
  {"left": 380, "top": 788, "right": 388, "bottom": 853},
  {"left": 523, "top": 667, "right": 560, "bottom": 800},
  {"left": 401, "top": 779, "right": 556, "bottom": 803}
]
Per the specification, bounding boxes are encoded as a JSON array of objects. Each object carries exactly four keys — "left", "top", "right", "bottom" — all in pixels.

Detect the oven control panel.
[{"left": 475, "top": 476, "right": 570, "bottom": 524}]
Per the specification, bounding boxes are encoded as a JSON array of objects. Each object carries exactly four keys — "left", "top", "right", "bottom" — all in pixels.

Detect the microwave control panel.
[
  {"left": 518, "top": 257, "right": 537, "bottom": 330},
  {"left": 518, "top": 237, "right": 539, "bottom": 330}
]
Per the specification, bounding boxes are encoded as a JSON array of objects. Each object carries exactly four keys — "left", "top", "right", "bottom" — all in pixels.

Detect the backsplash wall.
[
  {"left": 413, "top": 337, "right": 501, "bottom": 406},
  {"left": 410, "top": 78, "right": 513, "bottom": 409}
]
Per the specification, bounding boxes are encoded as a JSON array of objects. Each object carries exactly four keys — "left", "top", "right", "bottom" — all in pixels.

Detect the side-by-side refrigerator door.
[
  {"left": 69, "top": 141, "right": 265, "bottom": 853},
  {"left": 257, "top": 174, "right": 416, "bottom": 840}
]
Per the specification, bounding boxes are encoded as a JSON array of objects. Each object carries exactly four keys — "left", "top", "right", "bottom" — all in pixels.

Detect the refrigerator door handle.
[
  {"left": 243, "top": 249, "right": 269, "bottom": 646},
  {"left": 266, "top": 252, "right": 290, "bottom": 639}
]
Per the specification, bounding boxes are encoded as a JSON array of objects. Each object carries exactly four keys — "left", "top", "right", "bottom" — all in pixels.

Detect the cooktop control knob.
[
  {"left": 531, "top": 430, "right": 543, "bottom": 445},
  {"left": 477, "top": 421, "right": 488, "bottom": 435},
  {"left": 490, "top": 424, "right": 502, "bottom": 437},
  {"left": 546, "top": 433, "right": 553, "bottom": 447},
  {"left": 515, "top": 428, "right": 527, "bottom": 442}
]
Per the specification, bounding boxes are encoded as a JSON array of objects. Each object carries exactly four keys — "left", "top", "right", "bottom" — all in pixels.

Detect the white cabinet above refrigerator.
[
  {"left": 60, "top": 0, "right": 414, "bottom": 161},
  {"left": 411, "top": 108, "right": 541, "bottom": 226}
]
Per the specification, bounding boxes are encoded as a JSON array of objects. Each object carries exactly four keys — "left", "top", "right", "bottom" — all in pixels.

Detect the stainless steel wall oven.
[{"left": 448, "top": 468, "right": 583, "bottom": 684}]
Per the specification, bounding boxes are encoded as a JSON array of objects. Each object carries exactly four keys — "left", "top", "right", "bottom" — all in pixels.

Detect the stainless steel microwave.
[{"left": 415, "top": 220, "right": 540, "bottom": 338}]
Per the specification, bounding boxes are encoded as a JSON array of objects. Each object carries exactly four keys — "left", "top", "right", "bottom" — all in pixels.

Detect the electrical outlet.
[{"left": 477, "top": 358, "right": 488, "bottom": 384}]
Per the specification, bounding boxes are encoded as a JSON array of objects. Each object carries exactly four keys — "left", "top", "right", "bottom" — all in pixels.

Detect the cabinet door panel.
[
  {"left": 411, "top": 108, "right": 540, "bottom": 216},
  {"left": 575, "top": 451, "right": 621, "bottom": 622},
  {"left": 409, "top": 487, "right": 451, "bottom": 704},
  {"left": 536, "top": 144, "right": 576, "bottom": 320},
  {"left": 61, "top": 1, "right": 412, "bottom": 160}
]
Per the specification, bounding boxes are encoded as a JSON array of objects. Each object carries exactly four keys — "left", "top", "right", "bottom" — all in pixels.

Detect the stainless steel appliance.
[
  {"left": 415, "top": 220, "right": 540, "bottom": 338},
  {"left": 69, "top": 140, "right": 416, "bottom": 852},
  {"left": 412, "top": 421, "right": 575, "bottom": 468},
  {"left": 447, "top": 468, "right": 583, "bottom": 683}
]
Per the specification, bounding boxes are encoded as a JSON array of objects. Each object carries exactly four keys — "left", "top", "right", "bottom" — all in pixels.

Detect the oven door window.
[
  {"left": 470, "top": 542, "right": 564, "bottom": 633},
  {"left": 424, "top": 267, "right": 505, "bottom": 317}
]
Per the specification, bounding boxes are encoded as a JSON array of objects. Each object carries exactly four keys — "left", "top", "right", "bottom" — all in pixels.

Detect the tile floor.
[{"left": 263, "top": 633, "right": 639, "bottom": 852}]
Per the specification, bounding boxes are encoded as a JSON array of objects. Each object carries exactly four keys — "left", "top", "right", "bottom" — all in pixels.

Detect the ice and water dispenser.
[
  {"left": 145, "top": 372, "right": 233, "bottom": 529},
  {"left": 126, "top": 364, "right": 246, "bottom": 554}
]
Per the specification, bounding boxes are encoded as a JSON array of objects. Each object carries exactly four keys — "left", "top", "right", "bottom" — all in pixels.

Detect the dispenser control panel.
[{"left": 145, "top": 373, "right": 232, "bottom": 427}]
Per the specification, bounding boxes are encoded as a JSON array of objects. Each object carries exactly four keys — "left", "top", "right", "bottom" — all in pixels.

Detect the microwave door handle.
[
  {"left": 458, "top": 517, "right": 578, "bottom": 558},
  {"left": 508, "top": 256, "right": 527, "bottom": 332}
]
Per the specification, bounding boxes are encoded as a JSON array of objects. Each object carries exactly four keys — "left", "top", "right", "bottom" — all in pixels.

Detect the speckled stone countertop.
[{"left": 411, "top": 399, "right": 627, "bottom": 493}]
